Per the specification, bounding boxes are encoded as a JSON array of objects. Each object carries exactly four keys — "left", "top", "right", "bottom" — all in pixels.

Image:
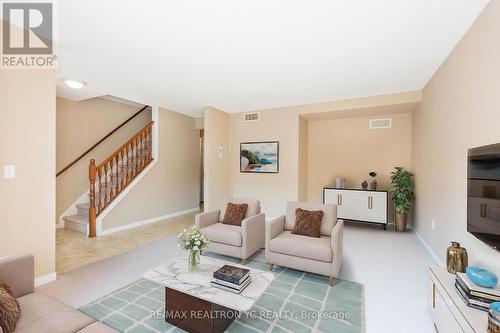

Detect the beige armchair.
[
  {"left": 195, "top": 198, "right": 265, "bottom": 264},
  {"left": 265, "top": 202, "right": 344, "bottom": 286}
]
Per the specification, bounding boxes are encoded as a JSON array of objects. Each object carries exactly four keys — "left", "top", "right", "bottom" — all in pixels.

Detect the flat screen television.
[{"left": 468, "top": 143, "right": 500, "bottom": 251}]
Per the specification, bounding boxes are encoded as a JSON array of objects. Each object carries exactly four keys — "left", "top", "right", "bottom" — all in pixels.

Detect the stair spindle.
[
  {"left": 134, "top": 138, "right": 139, "bottom": 175},
  {"left": 97, "top": 167, "right": 103, "bottom": 213},
  {"left": 120, "top": 149, "right": 126, "bottom": 191},
  {"left": 88, "top": 160, "right": 97, "bottom": 238},
  {"left": 103, "top": 163, "right": 109, "bottom": 209},
  {"left": 140, "top": 132, "right": 145, "bottom": 170},
  {"left": 148, "top": 127, "right": 152, "bottom": 162}
]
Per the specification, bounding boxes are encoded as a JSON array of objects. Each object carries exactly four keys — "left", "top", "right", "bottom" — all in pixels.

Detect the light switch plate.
[{"left": 3, "top": 165, "right": 15, "bottom": 178}]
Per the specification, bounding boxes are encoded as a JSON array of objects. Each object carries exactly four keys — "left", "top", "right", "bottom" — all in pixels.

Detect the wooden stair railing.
[{"left": 88, "top": 121, "right": 154, "bottom": 237}]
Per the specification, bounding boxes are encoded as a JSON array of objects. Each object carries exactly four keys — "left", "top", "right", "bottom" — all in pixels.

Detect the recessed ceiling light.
[{"left": 63, "top": 79, "right": 86, "bottom": 89}]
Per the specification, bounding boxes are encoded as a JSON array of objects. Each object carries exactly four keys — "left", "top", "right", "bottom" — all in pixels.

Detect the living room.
[{"left": 2, "top": 1, "right": 500, "bottom": 333}]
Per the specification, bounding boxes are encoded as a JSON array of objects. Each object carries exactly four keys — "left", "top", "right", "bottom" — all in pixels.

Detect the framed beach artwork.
[{"left": 240, "top": 141, "right": 279, "bottom": 173}]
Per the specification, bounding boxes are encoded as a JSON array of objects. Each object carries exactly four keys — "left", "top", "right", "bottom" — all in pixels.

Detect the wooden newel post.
[{"left": 89, "top": 159, "right": 97, "bottom": 238}]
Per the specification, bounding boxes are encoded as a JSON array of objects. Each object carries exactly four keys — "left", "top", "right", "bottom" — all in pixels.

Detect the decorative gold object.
[{"left": 446, "top": 241, "right": 468, "bottom": 274}]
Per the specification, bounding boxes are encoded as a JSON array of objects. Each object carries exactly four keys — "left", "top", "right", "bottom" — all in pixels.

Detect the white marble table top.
[{"left": 143, "top": 256, "right": 275, "bottom": 312}]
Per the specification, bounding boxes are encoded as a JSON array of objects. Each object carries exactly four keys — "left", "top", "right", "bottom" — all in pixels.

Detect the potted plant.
[{"left": 390, "top": 167, "right": 415, "bottom": 232}]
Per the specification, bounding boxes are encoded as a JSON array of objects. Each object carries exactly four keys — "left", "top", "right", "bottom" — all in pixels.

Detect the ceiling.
[{"left": 57, "top": 0, "right": 489, "bottom": 117}]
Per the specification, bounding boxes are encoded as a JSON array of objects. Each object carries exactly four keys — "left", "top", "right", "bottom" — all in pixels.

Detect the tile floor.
[{"left": 56, "top": 213, "right": 196, "bottom": 273}]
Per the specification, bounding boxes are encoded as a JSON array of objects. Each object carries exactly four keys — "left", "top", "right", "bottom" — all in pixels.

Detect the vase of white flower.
[{"left": 177, "top": 226, "right": 209, "bottom": 271}]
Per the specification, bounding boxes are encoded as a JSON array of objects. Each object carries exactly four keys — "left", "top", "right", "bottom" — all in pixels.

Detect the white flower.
[{"left": 193, "top": 246, "right": 199, "bottom": 251}]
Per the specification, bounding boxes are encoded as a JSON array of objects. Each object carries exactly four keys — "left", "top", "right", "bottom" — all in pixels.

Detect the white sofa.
[
  {"left": 265, "top": 202, "right": 344, "bottom": 286},
  {"left": 195, "top": 198, "right": 265, "bottom": 264}
]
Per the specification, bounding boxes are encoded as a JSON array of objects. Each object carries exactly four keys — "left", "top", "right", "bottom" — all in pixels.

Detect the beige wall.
[
  {"left": 204, "top": 107, "right": 229, "bottom": 211},
  {"left": 298, "top": 117, "right": 308, "bottom": 202},
  {"left": 228, "top": 109, "right": 300, "bottom": 217},
  {"left": 56, "top": 97, "right": 150, "bottom": 223},
  {"left": 307, "top": 113, "right": 413, "bottom": 206},
  {"left": 222, "top": 93, "right": 420, "bottom": 218},
  {"left": 0, "top": 69, "right": 56, "bottom": 278},
  {"left": 102, "top": 108, "right": 200, "bottom": 229},
  {"left": 413, "top": 0, "right": 500, "bottom": 271}
]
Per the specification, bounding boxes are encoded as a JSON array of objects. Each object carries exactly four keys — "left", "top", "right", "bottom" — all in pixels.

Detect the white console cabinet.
[
  {"left": 429, "top": 266, "right": 487, "bottom": 333},
  {"left": 323, "top": 187, "right": 388, "bottom": 229}
]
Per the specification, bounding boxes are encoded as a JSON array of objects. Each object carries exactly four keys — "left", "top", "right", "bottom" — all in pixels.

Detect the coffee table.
[{"left": 143, "top": 256, "right": 275, "bottom": 333}]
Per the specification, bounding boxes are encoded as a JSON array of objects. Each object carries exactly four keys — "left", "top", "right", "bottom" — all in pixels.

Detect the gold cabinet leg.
[
  {"left": 329, "top": 276, "right": 334, "bottom": 287},
  {"left": 241, "top": 258, "right": 246, "bottom": 265},
  {"left": 269, "top": 264, "right": 274, "bottom": 271}
]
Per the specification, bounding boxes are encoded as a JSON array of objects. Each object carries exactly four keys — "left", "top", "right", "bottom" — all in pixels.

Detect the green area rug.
[{"left": 79, "top": 254, "right": 364, "bottom": 333}]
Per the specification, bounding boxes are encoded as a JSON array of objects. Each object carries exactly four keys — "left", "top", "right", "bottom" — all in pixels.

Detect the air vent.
[
  {"left": 369, "top": 118, "right": 392, "bottom": 129},
  {"left": 244, "top": 112, "right": 260, "bottom": 122}
]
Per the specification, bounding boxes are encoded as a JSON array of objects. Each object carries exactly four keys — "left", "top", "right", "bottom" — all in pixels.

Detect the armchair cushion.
[
  {"left": 220, "top": 198, "right": 260, "bottom": 221},
  {"left": 222, "top": 203, "right": 248, "bottom": 226},
  {"left": 285, "top": 202, "right": 337, "bottom": 236},
  {"left": 292, "top": 208, "right": 323, "bottom": 238},
  {"left": 269, "top": 231, "right": 333, "bottom": 262},
  {"left": 201, "top": 223, "right": 242, "bottom": 247}
]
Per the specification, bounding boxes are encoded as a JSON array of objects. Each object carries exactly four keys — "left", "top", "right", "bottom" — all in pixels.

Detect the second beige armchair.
[
  {"left": 195, "top": 198, "right": 265, "bottom": 264},
  {"left": 265, "top": 202, "right": 344, "bottom": 286}
]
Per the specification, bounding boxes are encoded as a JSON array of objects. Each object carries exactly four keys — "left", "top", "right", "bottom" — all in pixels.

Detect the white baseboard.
[
  {"left": 35, "top": 272, "right": 57, "bottom": 287},
  {"left": 413, "top": 229, "right": 445, "bottom": 267},
  {"left": 101, "top": 207, "right": 200, "bottom": 235}
]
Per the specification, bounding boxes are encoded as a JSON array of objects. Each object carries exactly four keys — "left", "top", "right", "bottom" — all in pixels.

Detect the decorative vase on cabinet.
[{"left": 446, "top": 241, "right": 468, "bottom": 274}]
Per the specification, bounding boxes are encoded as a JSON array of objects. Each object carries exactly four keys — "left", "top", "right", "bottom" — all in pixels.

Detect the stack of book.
[
  {"left": 210, "top": 265, "right": 251, "bottom": 294},
  {"left": 455, "top": 272, "right": 500, "bottom": 312}
]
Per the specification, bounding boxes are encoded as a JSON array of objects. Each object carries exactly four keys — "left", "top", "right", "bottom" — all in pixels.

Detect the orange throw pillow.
[
  {"left": 222, "top": 203, "right": 248, "bottom": 226},
  {"left": 292, "top": 208, "right": 324, "bottom": 238}
]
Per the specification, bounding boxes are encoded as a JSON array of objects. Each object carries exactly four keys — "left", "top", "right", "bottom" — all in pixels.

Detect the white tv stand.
[{"left": 428, "top": 266, "right": 488, "bottom": 332}]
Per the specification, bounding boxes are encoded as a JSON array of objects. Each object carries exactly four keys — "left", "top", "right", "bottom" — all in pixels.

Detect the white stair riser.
[
  {"left": 77, "top": 206, "right": 89, "bottom": 217},
  {"left": 65, "top": 220, "right": 88, "bottom": 234}
]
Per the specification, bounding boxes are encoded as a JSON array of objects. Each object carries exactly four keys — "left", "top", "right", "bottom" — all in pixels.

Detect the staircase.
[{"left": 63, "top": 121, "right": 154, "bottom": 237}]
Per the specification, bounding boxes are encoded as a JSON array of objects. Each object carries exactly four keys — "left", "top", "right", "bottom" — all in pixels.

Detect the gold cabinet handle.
[
  {"left": 480, "top": 203, "right": 487, "bottom": 218},
  {"left": 368, "top": 196, "right": 373, "bottom": 209},
  {"left": 432, "top": 283, "right": 436, "bottom": 308}
]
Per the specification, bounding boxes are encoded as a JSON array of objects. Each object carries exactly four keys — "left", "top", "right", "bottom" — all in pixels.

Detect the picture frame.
[{"left": 240, "top": 141, "right": 279, "bottom": 174}]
